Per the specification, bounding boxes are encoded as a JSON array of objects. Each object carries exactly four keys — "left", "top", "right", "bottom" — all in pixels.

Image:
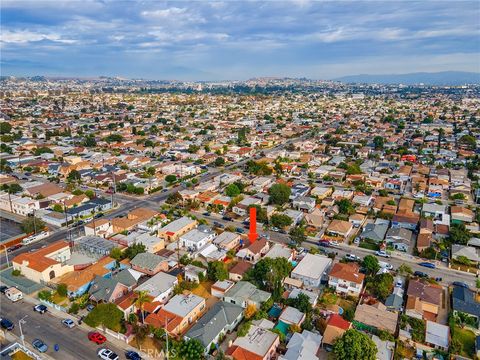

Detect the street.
[{"left": 0, "top": 299, "right": 127, "bottom": 360}]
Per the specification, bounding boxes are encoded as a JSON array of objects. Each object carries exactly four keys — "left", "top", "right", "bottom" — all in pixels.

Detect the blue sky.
[{"left": 1, "top": 0, "right": 479, "bottom": 80}]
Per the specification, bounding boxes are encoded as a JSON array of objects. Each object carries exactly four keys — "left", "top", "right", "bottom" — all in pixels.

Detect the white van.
[
  {"left": 378, "top": 261, "right": 394, "bottom": 270},
  {"left": 5, "top": 287, "right": 23, "bottom": 302},
  {"left": 22, "top": 231, "right": 50, "bottom": 245}
]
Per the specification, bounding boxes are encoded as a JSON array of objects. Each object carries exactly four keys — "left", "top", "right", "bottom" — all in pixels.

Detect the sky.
[{"left": 1, "top": 0, "right": 479, "bottom": 80}]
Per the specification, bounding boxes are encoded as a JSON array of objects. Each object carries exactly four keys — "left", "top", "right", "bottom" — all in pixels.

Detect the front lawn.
[{"left": 453, "top": 326, "right": 475, "bottom": 358}]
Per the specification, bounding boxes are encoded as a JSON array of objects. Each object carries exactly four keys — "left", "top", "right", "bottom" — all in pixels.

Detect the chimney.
[{"left": 249, "top": 207, "right": 258, "bottom": 244}]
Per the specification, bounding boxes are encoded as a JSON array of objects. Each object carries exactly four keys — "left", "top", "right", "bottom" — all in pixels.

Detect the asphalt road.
[{"left": 0, "top": 298, "right": 127, "bottom": 360}]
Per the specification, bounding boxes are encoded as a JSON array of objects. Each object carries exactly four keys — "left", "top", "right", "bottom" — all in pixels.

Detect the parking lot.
[{"left": 0, "top": 218, "right": 24, "bottom": 242}]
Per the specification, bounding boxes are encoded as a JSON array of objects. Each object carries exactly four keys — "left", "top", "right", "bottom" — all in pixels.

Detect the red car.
[{"left": 88, "top": 332, "right": 106, "bottom": 345}]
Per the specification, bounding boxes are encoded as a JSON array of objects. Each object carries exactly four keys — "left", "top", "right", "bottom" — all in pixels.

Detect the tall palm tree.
[{"left": 134, "top": 290, "right": 151, "bottom": 324}]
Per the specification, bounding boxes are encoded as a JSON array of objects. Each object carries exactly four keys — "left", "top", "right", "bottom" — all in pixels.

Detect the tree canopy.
[
  {"left": 333, "top": 329, "right": 377, "bottom": 360},
  {"left": 268, "top": 183, "right": 291, "bottom": 205},
  {"left": 179, "top": 339, "right": 204, "bottom": 360},
  {"left": 207, "top": 261, "right": 228, "bottom": 281},
  {"left": 362, "top": 255, "right": 380, "bottom": 275},
  {"left": 270, "top": 214, "right": 293, "bottom": 228},
  {"left": 21, "top": 217, "right": 46, "bottom": 234}
]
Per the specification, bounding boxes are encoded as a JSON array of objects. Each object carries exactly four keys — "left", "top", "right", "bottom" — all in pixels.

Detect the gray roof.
[
  {"left": 385, "top": 288, "right": 404, "bottom": 310},
  {"left": 224, "top": 281, "right": 271, "bottom": 304},
  {"left": 361, "top": 223, "right": 388, "bottom": 242},
  {"left": 185, "top": 301, "right": 243, "bottom": 347},
  {"left": 386, "top": 227, "right": 413, "bottom": 242},
  {"left": 280, "top": 330, "right": 322, "bottom": 360},
  {"left": 130, "top": 252, "right": 167, "bottom": 271},
  {"left": 88, "top": 269, "right": 137, "bottom": 302},
  {"left": 452, "top": 286, "right": 480, "bottom": 317}
]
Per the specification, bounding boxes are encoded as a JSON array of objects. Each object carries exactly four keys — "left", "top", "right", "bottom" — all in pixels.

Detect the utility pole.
[
  {"left": 165, "top": 317, "right": 169, "bottom": 360},
  {"left": 63, "top": 201, "right": 72, "bottom": 246},
  {"left": 2, "top": 245, "right": 9, "bottom": 268},
  {"left": 19, "top": 315, "right": 28, "bottom": 347},
  {"left": 32, "top": 208, "right": 37, "bottom": 234}
]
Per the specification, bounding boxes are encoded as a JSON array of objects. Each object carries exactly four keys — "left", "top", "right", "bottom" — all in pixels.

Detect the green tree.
[
  {"left": 268, "top": 183, "right": 291, "bottom": 205},
  {"left": 333, "top": 329, "right": 377, "bottom": 360},
  {"left": 459, "top": 134, "right": 477, "bottom": 150},
  {"left": 166, "top": 191, "right": 183, "bottom": 204},
  {"left": 225, "top": 183, "right": 241, "bottom": 197},
  {"left": 367, "top": 273, "right": 393, "bottom": 300},
  {"left": 21, "top": 217, "right": 46, "bottom": 234},
  {"left": 85, "top": 189, "right": 95, "bottom": 199},
  {"left": 104, "top": 134, "right": 124, "bottom": 143},
  {"left": 109, "top": 247, "right": 123, "bottom": 262},
  {"left": 3, "top": 183, "right": 22, "bottom": 194},
  {"left": 165, "top": 174, "right": 177, "bottom": 183},
  {"left": 373, "top": 136, "right": 384, "bottom": 150},
  {"left": 34, "top": 146, "right": 53, "bottom": 156},
  {"left": 398, "top": 263, "right": 413, "bottom": 276},
  {"left": 56, "top": 283, "right": 68, "bottom": 297},
  {"left": 0, "top": 122, "right": 12, "bottom": 134},
  {"left": 270, "top": 214, "right": 293, "bottom": 228},
  {"left": 362, "top": 255, "right": 380, "bottom": 275},
  {"left": 247, "top": 257, "right": 292, "bottom": 296},
  {"left": 67, "top": 169, "right": 81, "bottom": 183},
  {"left": 83, "top": 135, "right": 97, "bottom": 147},
  {"left": 214, "top": 157, "right": 225, "bottom": 166},
  {"left": 287, "top": 293, "right": 312, "bottom": 314},
  {"left": 336, "top": 199, "right": 355, "bottom": 215},
  {"left": 124, "top": 243, "right": 146, "bottom": 260},
  {"left": 135, "top": 290, "right": 151, "bottom": 323},
  {"left": 83, "top": 303, "right": 124, "bottom": 332},
  {"left": 449, "top": 223, "right": 471, "bottom": 245},
  {"left": 289, "top": 226, "right": 306, "bottom": 246},
  {"left": 207, "top": 261, "right": 228, "bottom": 281},
  {"left": 248, "top": 204, "right": 268, "bottom": 223},
  {"left": 179, "top": 339, "right": 205, "bottom": 360},
  {"left": 52, "top": 203, "right": 64, "bottom": 212}
]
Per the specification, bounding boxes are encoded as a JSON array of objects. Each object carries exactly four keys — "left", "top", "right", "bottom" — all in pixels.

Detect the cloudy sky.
[{"left": 1, "top": 0, "right": 479, "bottom": 80}]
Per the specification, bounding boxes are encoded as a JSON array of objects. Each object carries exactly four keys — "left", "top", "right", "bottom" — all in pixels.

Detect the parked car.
[
  {"left": 413, "top": 271, "right": 428, "bottom": 278},
  {"left": 0, "top": 318, "right": 14, "bottom": 331},
  {"left": 98, "top": 349, "right": 119, "bottom": 360},
  {"left": 0, "top": 286, "right": 9, "bottom": 294},
  {"left": 94, "top": 213, "right": 104, "bottom": 219},
  {"left": 353, "top": 237, "right": 360, "bottom": 245},
  {"left": 329, "top": 240, "right": 339, "bottom": 246},
  {"left": 7, "top": 244, "right": 23, "bottom": 252},
  {"left": 452, "top": 281, "right": 469, "bottom": 289},
  {"left": 62, "top": 319, "right": 75, "bottom": 328},
  {"left": 318, "top": 240, "right": 331, "bottom": 247},
  {"left": 86, "top": 304, "right": 95, "bottom": 312},
  {"left": 33, "top": 304, "right": 48, "bottom": 314},
  {"left": 345, "top": 254, "right": 360, "bottom": 262},
  {"left": 32, "top": 339, "right": 48, "bottom": 353},
  {"left": 418, "top": 262, "right": 436, "bottom": 269},
  {"left": 375, "top": 250, "right": 391, "bottom": 258},
  {"left": 235, "top": 227, "right": 245, "bottom": 234},
  {"left": 222, "top": 216, "right": 233, "bottom": 221},
  {"left": 203, "top": 212, "right": 211, "bottom": 216},
  {"left": 395, "top": 279, "right": 403, "bottom": 288},
  {"left": 213, "top": 221, "right": 224, "bottom": 229},
  {"left": 88, "top": 332, "right": 107, "bottom": 345},
  {"left": 125, "top": 351, "right": 142, "bottom": 360}
]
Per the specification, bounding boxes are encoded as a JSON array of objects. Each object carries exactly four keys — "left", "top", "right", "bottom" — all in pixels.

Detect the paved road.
[{"left": 0, "top": 299, "right": 127, "bottom": 360}]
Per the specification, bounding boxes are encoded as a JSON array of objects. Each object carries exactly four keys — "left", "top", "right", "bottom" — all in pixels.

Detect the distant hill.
[{"left": 333, "top": 71, "right": 480, "bottom": 85}]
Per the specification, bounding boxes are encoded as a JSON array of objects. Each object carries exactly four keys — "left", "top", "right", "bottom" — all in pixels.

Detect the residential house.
[
  {"left": 451, "top": 206, "right": 475, "bottom": 224},
  {"left": 291, "top": 253, "right": 332, "bottom": 288},
  {"left": 135, "top": 271, "right": 178, "bottom": 304},
  {"left": 292, "top": 196, "right": 316, "bottom": 213},
  {"left": 406, "top": 280, "right": 442, "bottom": 321},
  {"left": 360, "top": 223, "right": 388, "bottom": 243},
  {"left": 88, "top": 269, "right": 138, "bottom": 303},
  {"left": 233, "top": 196, "right": 261, "bottom": 217},
  {"left": 328, "top": 262, "right": 365, "bottom": 297},
  {"left": 279, "top": 330, "right": 322, "bottom": 360},
  {"left": 392, "top": 213, "right": 419, "bottom": 231},
  {"left": 304, "top": 208, "right": 324, "bottom": 229},
  {"left": 211, "top": 280, "right": 235, "bottom": 298},
  {"left": 84, "top": 219, "right": 112, "bottom": 238},
  {"left": 322, "top": 314, "right": 351, "bottom": 349},
  {"left": 326, "top": 220, "right": 353, "bottom": 239},
  {"left": 236, "top": 238, "right": 269, "bottom": 263},
  {"left": 184, "top": 264, "right": 207, "bottom": 282},
  {"left": 452, "top": 244, "right": 480, "bottom": 264},
  {"left": 229, "top": 261, "right": 253, "bottom": 282},
  {"left": 130, "top": 252, "right": 169, "bottom": 276},
  {"left": 12, "top": 241, "right": 74, "bottom": 283},
  {"left": 223, "top": 281, "right": 271, "bottom": 309},
  {"left": 180, "top": 228, "right": 216, "bottom": 252},
  {"left": 145, "top": 294, "right": 206, "bottom": 336},
  {"left": 385, "top": 227, "right": 413, "bottom": 252},
  {"left": 354, "top": 303, "right": 398, "bottom": 334},
  {"left": 278, "top": 306, "right": 306, "bottom": 328},
  {"left": 213, "top": 231, "right": 241, "bottom": 251},
  {"left": 184, "top": 301, "right": 244, "bottom": 354},
  {"left": 452, "top": 285, "right": 480, "bottom": 328},
  {"left": 158, "top": 216, "right": 198, "bottom": 242},
  {"left": 265, "top": 244, "right": 294, "bottom": 262},
  {"left": 425, "top": 321, "right": 450, "bottom": 351},
  {"left": 227, "top": 324, "right": 280, "bottom": 360}
]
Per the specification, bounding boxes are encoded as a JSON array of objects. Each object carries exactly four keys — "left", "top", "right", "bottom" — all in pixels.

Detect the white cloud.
[{"left": 1, "top": 30, "right": 76, "bottom": 44}]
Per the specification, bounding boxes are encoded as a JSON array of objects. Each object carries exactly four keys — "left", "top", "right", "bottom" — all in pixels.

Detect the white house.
[{"left": 291, "top": 253, "right": 332, "bottom": 289}]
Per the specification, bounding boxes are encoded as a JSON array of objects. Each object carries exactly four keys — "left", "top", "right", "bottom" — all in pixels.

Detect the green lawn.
[{"left": 453, "top": 326, "right": 475, "bottom": 358}]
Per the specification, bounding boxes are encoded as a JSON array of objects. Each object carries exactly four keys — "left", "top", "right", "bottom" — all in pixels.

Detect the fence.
[
  {"left": 39, "top": 298, "right": 68, "bottom": 313},
  {"left": 96, "top": 326, "right": 134, "bottom": 343},
  {"left": 0, "top": 342, "right": 44, "bottom": 360}
]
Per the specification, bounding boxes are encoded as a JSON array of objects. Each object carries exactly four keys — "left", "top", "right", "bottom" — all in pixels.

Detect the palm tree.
[{"left": 134, "top": 290, "right": 151, "bottom": 324}]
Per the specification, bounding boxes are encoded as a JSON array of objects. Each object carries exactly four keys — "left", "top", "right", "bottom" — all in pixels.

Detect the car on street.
[
  {"left": 62, "top": 318, "right": 75, "bottom": 328},
  {"left": 88, "top": 332, "right": 107, "bottom": 344},
  {"left": 7, "top": 244, "right": 23, "bottom": 252},
  {"left": 329, "top": 240, "right": 339, "bottom": 246},
  {"left": 94, "top": 213, "right": 104, "bottom": 219},
  {"left": 213, "top": 221, "right": 224, "bottom": 229},
  {"left": 345, "top": 254, "right": 360, "bottom": 262},
  {"left": 375, "top": 250, "right": 391, "bottom": 258},
  {"left": 418, "top": 262, "right": 436, "bottom": 269},
  {"left": 0, "top": 318, "right": 14, "bottom": 330},
  {"left": 0, "top": 285, "right": 9, "bottom": 294},
  {"left": 452, "top": 281, "right": 469, "bottom": 289},
  {"left": 33, "top": 304, "right": 48, "bottom": 314},
  {"left": 222, "top": 216, "right": 233, "bottom": 221},
  {"left": 318, "top": 240, "right": 331, "bottom": 247},
  {"left": 98, "top": 348, "right": 119, "bottom": 360},
  {"left": 413, "top": 271, "right": 429, "bottom": 278},
  {"left": 125, "top": 350, "right": 142, "bottom": 360},
  {"left": 32, "top": 339, "right": 48, "bottom": 353},
  {"left": 203, "top": 212, "right": 211, "bottom": 216}
]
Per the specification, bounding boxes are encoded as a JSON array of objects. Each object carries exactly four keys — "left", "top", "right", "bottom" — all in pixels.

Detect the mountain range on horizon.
[{"left": 333, "top": 71, "right": 480, "bottom": 86}]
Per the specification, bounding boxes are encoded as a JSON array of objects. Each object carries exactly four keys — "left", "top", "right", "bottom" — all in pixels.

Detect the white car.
[
  {"left": 329, "top": 240, "right": 339, "bottom": 246},
  {"left": 353, "top": 237, "right": 360, "bottom": 245},
  {"left": 98, "top": 349, "right": 119, "bottom": 360},
  {"left": 375, "top": 250, "right": 391, "bottom": 258},
  {"left": 395, "top": 279, "right": 403, "bottom": 287},
  {"left": 345, "top": 254, "right": 360, "bottom": 261},
  {"left": 62, "top": 319, "right": 75, "bottom": 328}
]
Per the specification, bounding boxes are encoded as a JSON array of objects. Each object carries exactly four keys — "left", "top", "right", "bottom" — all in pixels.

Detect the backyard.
[{"left": 452, "top": 326, "right": 475, "bottom": 358}]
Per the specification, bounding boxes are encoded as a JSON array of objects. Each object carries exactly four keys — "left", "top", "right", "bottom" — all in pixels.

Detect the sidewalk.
[
  {"left": 3, "top": 331, "right": 56, "bottom": 360},
  {"left": 20, "top": 293, "right": 150, "bottom": 359}
]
